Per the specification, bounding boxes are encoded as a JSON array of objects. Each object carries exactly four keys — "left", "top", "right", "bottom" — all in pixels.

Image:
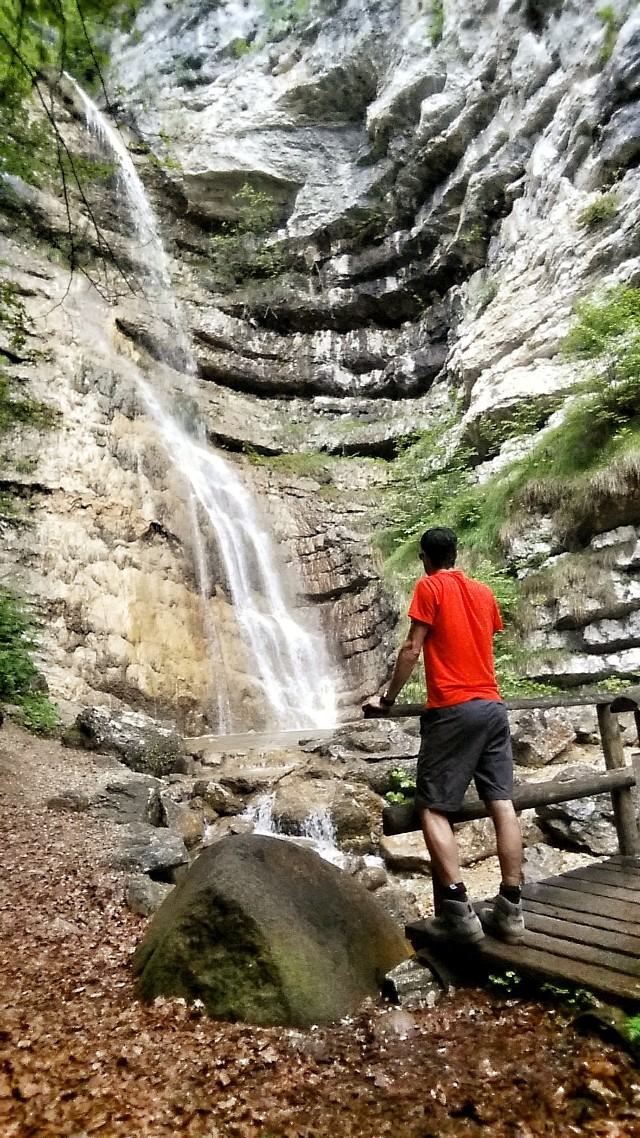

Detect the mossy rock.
[{"left": 132, "top": 834, "right": 408, "bottom": 1027}]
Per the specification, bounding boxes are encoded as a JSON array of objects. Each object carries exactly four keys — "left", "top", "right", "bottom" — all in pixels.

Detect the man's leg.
[
  {"left": 477, "top": 798, "right": 525, "bottom": 943},
  {"left": 487, "top": 798, "right": 522, "bottom": 886},
  {"left": 420, "top": 807, "right": 461, "bottom": 889}
]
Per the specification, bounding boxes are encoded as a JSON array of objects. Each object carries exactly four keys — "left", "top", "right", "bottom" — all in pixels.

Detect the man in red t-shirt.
[{"left": 363, "top": 526, "right": 524, "bottom": 946}]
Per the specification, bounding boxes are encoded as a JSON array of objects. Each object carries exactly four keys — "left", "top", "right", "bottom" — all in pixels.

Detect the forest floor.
[{"left": 1, "top": 722, "right": 639, "bottom": 1138}]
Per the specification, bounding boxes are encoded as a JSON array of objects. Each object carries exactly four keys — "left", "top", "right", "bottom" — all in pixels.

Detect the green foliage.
[
  {"left": 0, "top": 0, "right": 142, "bottom": 187},
  {"left": 578, "top": 192, "right": 619, "bottom": 229},
  {"left": 244, "top": 446, "right": 332, "bottom": 478},
  {"left": 0, "top": 586, "right": 59, "bottom": 733},
  {"left": 264, "top": 0, "right": 309, "bottom": 35},
  {"left": 13, "top": 691, "right": 61, "bottom": 733},
  {"left": 230, "top": 37, "right": 252, "bottom": 58},
  {"left": 625, "top": 1013, "right": 640, "bottom": 1044},
  {"left": 384, "top": 767, "right": 416, "bottom": 805},
  {"left": 429, "top": 0, "right": 444, "bottom": 45},
  {"left": 476, "top": 276, "right": 498, "bottom": 313},
  {"left": 207, "top": 184, "right": 285, "bottom": 285},
  {"left": 598, "top": 5, "right": 622, "bottom": 64},
  {"left": 0, "top": 372, "right": 60, "bottom": 433},
  {"left": 488, "top": 969, "right": 522, "bottom": 995},
  {"left": 539, "top": 981, "right": 597, "bottom": 1009}
]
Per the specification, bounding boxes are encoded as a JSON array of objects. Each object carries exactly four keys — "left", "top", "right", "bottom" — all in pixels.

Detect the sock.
[
  {"left": 445, "top": 882, "right": 468, "bottom": 902},
  {"left": 500, "top": 883, "right": 521, "bottom": 904}
]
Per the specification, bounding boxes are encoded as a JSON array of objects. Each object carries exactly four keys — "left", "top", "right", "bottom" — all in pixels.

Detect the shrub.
[
  {"left": 430, "top": 0, "right": 444, "bottom": 45},
  {"left": 578, "top": 192, "right": 619, "bottom": 229},
  {"left": 598, "top": 5, "right": 622, "bottom": 64}
]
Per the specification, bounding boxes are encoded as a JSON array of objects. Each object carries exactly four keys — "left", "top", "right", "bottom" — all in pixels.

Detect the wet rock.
[
  {"left": 65, "top": 707, "right": 186, "bottom": 777},
  {"left": 109, "top": 823, "right": 189, "bottom": 876},
  {"left": 132, "top": 833, "right": 408, "bottom": 1027},
  {"left": 271, "top": 776, "right": 383, "bottom": 854},
  {"left": 382, "top": 957, "right": 444, "bottom": 1010},
  {"left": 509, "top": 709, "right": 576, "bottom": 768},
  {"left": 124, "top": 873, "right": 174, "bottom": 917}
]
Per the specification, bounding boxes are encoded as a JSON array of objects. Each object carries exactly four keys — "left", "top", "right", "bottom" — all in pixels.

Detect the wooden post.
[{"left": 597, "top": 703, "right": 640, "bottom": 856}]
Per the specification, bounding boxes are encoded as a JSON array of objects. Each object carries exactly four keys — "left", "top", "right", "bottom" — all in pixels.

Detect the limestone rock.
[
  {"left": 379, "top": 832, "right": 430, "bottom": 875},
  {"left": 535, "top": 767, "right": 620, "bottom": 855},
  {"left": 109, "top": 822, "right": 189, "bottom": 876},
  {"left": 131, "top": 834, "right": 408, "bottom": 1027},
  {"left": 509, "top": 709, "right": 576, "bottom": 768},
  {"left": 192, "top": 779, "right": 245, "bottom": 816},
  {"left": 124, "top": 873, "right": 174, "bottom": 917},
  {"left": 160, "top": 797, "right": 206, "bottom": 850},
  {"left": 382, "top": 957, "right": 445, "bottom": 1010},
  {"left": 66, "top": 707, "right": 186, "bottom": 777}
]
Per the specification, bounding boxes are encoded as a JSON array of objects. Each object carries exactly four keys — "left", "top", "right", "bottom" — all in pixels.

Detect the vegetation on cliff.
[{"left": 378, "top": 285, "right": 640, "bottom": 695}]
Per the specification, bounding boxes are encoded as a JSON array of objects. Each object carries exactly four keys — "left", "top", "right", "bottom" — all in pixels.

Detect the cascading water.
[
  {"left": 240, "top": 794, "right": 348, "bottom": 869},
  {"left": 70, "top": 77, "right": 337, "bottom": 731}
]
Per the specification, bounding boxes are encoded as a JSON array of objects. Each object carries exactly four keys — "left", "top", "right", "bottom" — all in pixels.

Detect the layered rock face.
[{"left": 3, "top": 0, "right": 640, "bottom": 726}]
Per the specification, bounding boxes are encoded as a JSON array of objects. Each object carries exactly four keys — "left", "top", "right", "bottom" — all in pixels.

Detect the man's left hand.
[{"left": 362, "top": 694, "right": 388, "bottom": 718}]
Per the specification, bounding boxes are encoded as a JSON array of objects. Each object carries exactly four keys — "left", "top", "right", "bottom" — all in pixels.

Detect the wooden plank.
[
  {"left": 560, "top": 865, "right": 640, "bottom": 892},
  {"left": 479, "top": 939, "right": 640, "bottom": 1001},
  {"left": 538, "top": 873, "right": 640, "bottom": 906},
  {"left": 524, "top": 897, "right": 637, "bottom": 936},
  {"left": 520, "top": 928, "right": 640, "bottom": 976},
  {"left": 555, "top": 869, "right": 637, "bottom": 896},
  {"left": 524, "top": 911, "right": 640, "bottom": 957},
  {"left": 521, "top": 881, "right": 640, "bottom": 925},
  {"left": 606, "top": 855, "right": 640, "bottom": 869}
]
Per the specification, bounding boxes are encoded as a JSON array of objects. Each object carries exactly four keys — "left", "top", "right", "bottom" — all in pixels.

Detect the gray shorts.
[{"left": 415, "top": 699, "right": 513, "bottom": 814}]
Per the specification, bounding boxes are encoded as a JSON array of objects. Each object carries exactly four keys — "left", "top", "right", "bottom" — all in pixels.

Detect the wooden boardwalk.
[{"left": 407, "top": 856, "right": 640, "bottom": 1003}]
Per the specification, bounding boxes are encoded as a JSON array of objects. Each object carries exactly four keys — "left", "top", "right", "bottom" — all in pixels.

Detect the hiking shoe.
[
  {"left": 476, "top": 894, "right": 525, "bottom": 944},
  {"left": 423, "top": 898, "right": 485, "bottom": 945}
]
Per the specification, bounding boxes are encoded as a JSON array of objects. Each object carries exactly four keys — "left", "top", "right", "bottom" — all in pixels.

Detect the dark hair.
[{"left": 420, "top": 526, "right": 457, "bottom": 568}]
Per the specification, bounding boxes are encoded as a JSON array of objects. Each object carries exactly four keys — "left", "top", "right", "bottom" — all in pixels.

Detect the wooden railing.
[{"left": 367, "top": 688, "right": 640, "bottom": 856}]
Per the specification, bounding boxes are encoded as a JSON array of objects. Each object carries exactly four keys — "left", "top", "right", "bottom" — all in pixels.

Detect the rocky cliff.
[{"left": 2, "top": 0, "right": 640, "bottom": 728}]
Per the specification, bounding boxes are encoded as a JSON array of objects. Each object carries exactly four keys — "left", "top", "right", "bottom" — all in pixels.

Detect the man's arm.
[{"left": 362, "top": 619, "right": 430, "bottom": 715}]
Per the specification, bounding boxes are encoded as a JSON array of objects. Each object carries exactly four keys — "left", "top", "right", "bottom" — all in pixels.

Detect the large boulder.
[
  {"left": 132, "top": 834, "right": 408, "bottom": 1027},
  {"left": 64, "top": 707, "right": 186, "bottom": 777}
]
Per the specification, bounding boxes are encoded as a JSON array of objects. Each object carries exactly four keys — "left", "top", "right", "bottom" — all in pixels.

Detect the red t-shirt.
[{"left": 408, "top": 569, "right": 503, "bottom": 708}]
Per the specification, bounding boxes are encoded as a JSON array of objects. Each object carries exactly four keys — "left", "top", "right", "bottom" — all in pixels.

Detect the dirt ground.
[{"left": 1, "top": 722, "right": 639, "bottom": 1138}]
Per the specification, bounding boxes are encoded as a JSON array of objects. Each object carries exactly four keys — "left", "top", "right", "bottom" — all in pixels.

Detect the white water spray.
[
  {"left": 241, "top": 794, "right": 348, "bottom": 868},
  {"left": 70, "top": 77, "right": 337, "bottom": 730}
]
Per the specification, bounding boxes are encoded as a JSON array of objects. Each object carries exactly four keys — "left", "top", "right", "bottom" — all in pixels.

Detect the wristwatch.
[{"left": 379, "top": 693, "right": 395, "bottom": 707}]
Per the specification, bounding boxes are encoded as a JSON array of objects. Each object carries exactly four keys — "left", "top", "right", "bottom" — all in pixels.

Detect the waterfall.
[{"left": 70, "top": 78, "right": 337, "bottom": 731}]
